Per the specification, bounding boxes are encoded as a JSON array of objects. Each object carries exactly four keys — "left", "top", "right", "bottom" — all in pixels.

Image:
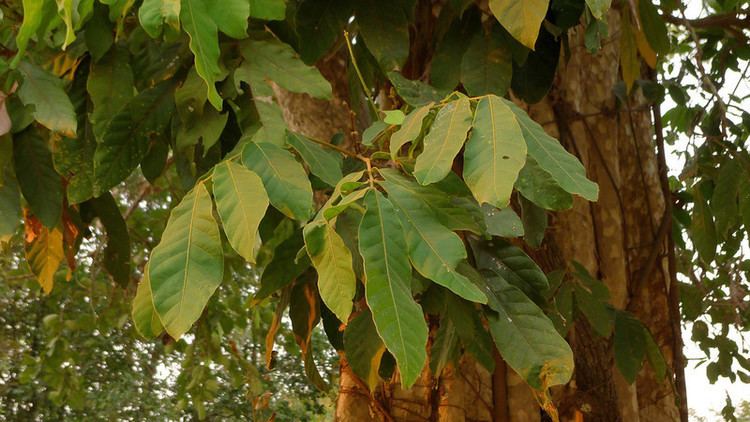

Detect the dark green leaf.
[
  {"left": 355, "top": 0, "right": 410, "bottom": 70},
  {"left": 91, "top": 193, "right": 131, "bottom": 287},
  {"left": 460, "top": 29, "right": 512, "bottom": 97},
  {"left": 613, "top": 311, "right": 646, "bottom": 384},
  {"left": 14, "top": 130, "right": 62, "bottom": 227},
  {"left": 287, "top": 132, "right": 343, "bottom": 187},
  {"left": 344, "top": 309, "right": 386, "bottom": 390}
]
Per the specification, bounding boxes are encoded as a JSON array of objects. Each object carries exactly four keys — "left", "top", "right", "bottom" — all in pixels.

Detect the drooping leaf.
[
  {"left": 91, "top": 193, "right": 131, "bottom": 287},
  {"left": 149, "top": 183, "right": 224, "bottom": 339},
  {"left": 14, "top": 130, "right": 63, "bottom": 228},
  {"left": 460, "top": 28, "right": 512, "bottom": 97},
  {"left": 644, "top": 327, "right": 667, "bottom": 380},
  {"left": 711, "top": 159, "right": 741, "bottom": 239},
  {"left": 355, "top": 0, "right": 410, "bottom": 70},
  {"left": 414, "top": 98, "right": 472, "bottom": 185},
  {"left": 256, "top": 230, "right": 311, "bottom": 300},
  {"left": 139, "top": 0, "right": 181, "bottom": 38},
  {"left": 481, "top": 273, "right": 574, "bottom": 389},
  {"left": 344, "top": 309, "right": 386, "bottom": 390},
  {"left": 51, "top": 132, "right": 96, "bottom": 205},
  {"left": 380, "top": 168, "right": 484, "bottom": 235},
  {"left": 358, "top": 190, "right": 428, "bottom": 388},
  {"left": 381, "top": 176, "right": 487, "bottom": 303},
  {"left": 387, "top": 72, "right": 448, "bottom": 106},
  {"left": 463, "top": 95, "right": 526, "bottom": 208},
  {"left": 242, "top": 141, "right": 314, "bottom": 221},
  {"left": 87, "top": 47, "right": 135, "bottom": 140},
  {"left": 503, "top": 98, "right": 599, "bottom": 201},
  {"left": 213, "top": 160, "right": 269, "bottom": 263},
  {"left": 620, "top": 14, "right": 639, "bottom": 93},
  {"left": 691, "top": 186, "right": 717, "bottom": 264},
  {"left": 516, "top": 157, "right": 574, "bottom": 211},
  {"left": 362, "top": 120, "right": 389, "bottom": 147},
  {"left": 17, "top": 62, "right": 77, "bottom": 137},
  {"left": 488, "top": 0, "right": 550, "bottom": 50},
  {"left": 511, "top": 28, "right": 560, "bottom": 104},
  {"left": 482, "top": 205, "right": 524, "bottom": 238},
  {"left": 289, "top": 280, "right": 329, "bottom": 391},
  {"left": 470, "top": 238, "right": 548, "bottom": 304},
  {"left": 240, "top": 39, "right": 333, "bottom": 100},
  {"left": 175, "top": 106, "right": 228, "bottom": 153},
  {"left": 56, "top": 0, "right": 77, "bottom": 49},
  {"left": 304, "top": 219, "right": 356, "bottom": 323},
  {"left": 572, "top": 262, "right": 613, "bottom": 337},
  {"left": 390, "top": 103, "right": 432, "bottom": 157},
  {"left": 431, "top": 13, "right": 477, "bottom": 91},
  {"left": 249, "top": 0, "right": 286, "bottom": 20},
  {"left": 0, "top": 167, "right": 21, "bottom": 243},
  {"left": 94, "top": 81, "right": 175, "bottom": 194},
  {"left": 181, "top": 0, "right": 223, "bottom": 109},
  {"left": 520, "top": 195, "right": 547, "bottom": 247},
  {"left": 25, "top": 225, "right": 64, "bottom": 294},
  {"left": 209, "top": 0, "right": 250, "bottom": 38},
  {"left": 85, "top": 3, "right": 114, "bottom": 61},
  {"left": 430, "top": 316, "right": 460, "bottom": 377},
  {"left": 613, "top": 311, "right": 646, "bottom": 384},
  {"left": 638, "top": 0, "right": 669, "bottom": 55},
  {"left": 132, "top": 264, "right": 164, "bottom": 338},
  {"left": 287, "top": 132, "right": 343, "bottom": 187}
]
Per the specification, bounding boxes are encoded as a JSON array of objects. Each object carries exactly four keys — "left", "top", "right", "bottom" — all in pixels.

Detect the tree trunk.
[{"left": 277, "top": 5, "right": 688, "bottom": 422}]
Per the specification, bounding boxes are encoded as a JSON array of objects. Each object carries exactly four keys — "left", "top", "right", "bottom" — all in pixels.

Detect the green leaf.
[
  {"left": 387, "top": 72, "right": 448, "bottom": 106},
  {"left": 362, "top": 121, "right": 389, "bottom": 147},
  {"left": 638, "top": 0, "right": 669, "bottom": 55},
  {"left": 463, "top": 95, "right": 526, "bottom": 208},
  {"left": 209, "top": 0, "right": 249, "bottom": 38},
  {"left": 91, "top": 193, "right": 131, "bottom": 287},
  {"left": 430, "top": 316, "right": 460, "bottom": 377},
  {"left": 711, "top": 160, "right": 741, "bottom": 239},
  {"left": 520, "top": 195, "right": 547, "bottom": 247},
  {"left": 482, "top": 205, "right": 524, "bottom": 238},
  {"left": 240, "top": 39, "right": 333, "bottom": 100},
  {"left": 17, "top": 62, "right": 77, "bottom": 137},
  {"left": 516, "top": 157, "right": 573, "bottom": 211},
  {"left": 85, "top": 3, "right": 114, "bottom": 61},
  {"left": 150, "top": 183, "right": 223, "bottom": 339},
  {"left": 585, "top": 0, "right": 611, "bottom": 20},
  {"left": 383, "top": 110, "right": 405, "bottom": 125},
  {"left": 572, "top": 262, "right": 613, "bottom": 337},
  {"left": 470, "top": 238, "right": 547, "bottom": 304},
  {"left": 175, "top": 106, "right": 228, "bottom": 153},
  {"left": 304, "top": 219, "right": 356, "bottom": 323},
  {"left": 460, "top": 29, "right": 512, "bottom": 97},
  {"left": 381, "top": 176, "right": 487, "bottom": 303},
  {"left": 181, "top": 0, "right": 223, "bottom": 109},
  {"left": 255, "top": 230, "right": 310, "bottom": 300},
  {"left": 344, "top": 309, "right": 386, "bottom": 390},
  {"left": 355, "top": 0, "right": 409, "bottom": 70},
  {"left": 287, "top": 132, "right": 343, "bottom": 187},
  {"left": 14, "top": 130, "right": 62, "bottom": 228},
  {"left": 488, "top": 0, "right": 549, "bottom": 50},
  {"left": 289, "top": 280, "right": 329, "bottom": 391},
  {"left": 503, "top": 98, "right": 599, "bottom": 201},
  {"left": 94, "top": 81, "right": 174, "bottom": 194},
  {"left": 12, "top": 0, "right": 53, "bottom": 68},
  {"left": 132, "top": 265, "right": 164, "bottom": 338},
  {"left": 511, "top": 29, "right": 560, "bottom": 104},
  {"left": 139, "top": 0, "right": 181, "bottom": 38},
  {"left": 482, "top": 274, "right": 574, "bottom": 389},
  {"left": 390, "top": 103, "right": 432, "bottom": 157},
  {"left": 87, "top": 47, "right": 135, "bottom": 140},
  {"left": 242, "top": 141, "right": 314, "bottom": 221},
  {"left": 644, "top": 327, "right": 667, "bottom": 380},
  {"left": 414, "top": 98, "right": 472, "bottom": 185},
  {"left": 358, "top": 190, "right": 428, "bottom": 388},
  {"left": 740, "top": 173, "right": 750, "bottom": 240},
  {"left": 56, "top": 0, "right": 76, "bottom": 49},
  {"left": 380, "top": 168, "right": 484, "bottom": 235},
  {"left": 51, "top": 132, "right": 95, "bottom": 205},
  {"left": 691, "top": 186, "right": 717, "bottom": 264},
  {"left": 613, "top": 311, "right": 646, "bottom": 384},
  {"left": 0, "top": 167, "right": 22, "bottom": 243},
  {"left": 213, "top": 161, "right": 269, "bottom": 263},
  {"left": 249, "top": 0, "right": 286, "bottom": 20},
  {"left": 431, "top": 15, "right": 475, "bottom": 91}
]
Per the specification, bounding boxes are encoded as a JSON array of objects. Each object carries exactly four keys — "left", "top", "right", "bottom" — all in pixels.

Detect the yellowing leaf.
[
  {"left": 25, "top": 225, "right": 64, "bottom": 294},
  {"left": 489, "top": 0, "right": 549, "bottom": 50},
  {"left": 635, "top": 29, "right": 657, "bottom": 69},
  {"left": 132, "top": 264, "right": 164, "bottom": 338},
  {"left": 620, "top": 15, "right": 640, "bottom": 93},
  {"left": 414, "top": 98, "right": 472, "bottom": 185}
]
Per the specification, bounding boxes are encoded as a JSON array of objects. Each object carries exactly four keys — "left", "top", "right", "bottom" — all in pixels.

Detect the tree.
[{"left": 1, "top": 0, "right": 749, "bottom": 421}]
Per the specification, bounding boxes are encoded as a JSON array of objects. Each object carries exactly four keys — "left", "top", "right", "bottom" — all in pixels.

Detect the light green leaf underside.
[
  {"left": 139, "top": 0, "right": 181, "bottom": 38},
  {"left": 132, "top": 264, "right": 164, "bottom": 339},
  {"left": 503, "top": 98, "right": 599, "bottom": 201},
  {"left": 242, "top": 141, "right": 313, "bottom": 221},
  {"left": 390, "top": 103, "right": 432, "bottom": 157},
  {"left": 213, "top": 161, "right": 269, "bottom": 263},
  {"left": 414, "top": 98, "right": 472, "bottom": 185},
  {"left": 209, "top": 0, "right": 249, "bottom": 38},
  {"left": 380, "top": 177, "right": 487, "bottom": 304},
  {"left": 463, "top": 95, "right": 526, "bottom": 208},
  {"left": 358, "top": 190, "right": 428, "bottom": 389},
  {"left": 304, "top": 220, "right": 356, "bottom": 323},
  {"left": 149, "top": 183, "right": 224, "bottom": 339},
  {"left": 17, "top": 62, "right": 77, "bottom": 137}
]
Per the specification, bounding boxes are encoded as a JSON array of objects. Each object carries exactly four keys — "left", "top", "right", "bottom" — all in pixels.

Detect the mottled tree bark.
[{"left": 276, "top": 5, "right": 686, "bottom": 422}]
